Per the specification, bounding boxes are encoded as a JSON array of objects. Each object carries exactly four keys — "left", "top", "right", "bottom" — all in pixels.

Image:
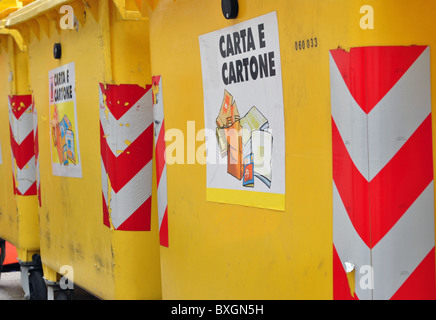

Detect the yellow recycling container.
[
  {"left": 5, "top": 0, "right": 161, "bottom": 299},
  {"left": 0, "top": 4, "right": 45, "bottom": 300},
  {"left": 148, "top": 0, "right": 436, "bottom": 300}
]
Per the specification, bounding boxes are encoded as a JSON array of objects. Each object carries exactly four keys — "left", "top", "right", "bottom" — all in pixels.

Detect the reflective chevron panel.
[
  {"left": 330, "top": 46, "right": 435, "bottom": 300},
  {"left": 100, "top": 83, "right": 154, "bottom": 231},
  {"left": 8, "top": 95, "right": 37, "bottom": 196},
  {"left": 152, "top": 75, "right": 169, "bottom": 247}
]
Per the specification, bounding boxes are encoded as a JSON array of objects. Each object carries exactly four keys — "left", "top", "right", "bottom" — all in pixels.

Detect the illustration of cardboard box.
[
  {"left": 55, "top": 124, "right": 64, "bottom": 164},
  {"left": 225, "top": 120, "right": 243, "bottom": 180},
  {"left": 216, "top": 127, "right": 227, "bottom": 157},
  {"left": 51, "top": 105, "right": 59, "bottom": 146},
  {"left": 60, "top": 115, "right": 72, "bottom": 138},
  {"left": 243, "top": 154, "right": 254, "bottom": 187},
  {"left": 252, "top": 130, "right": 273, "bottom": 188},
  {"left": 216, "top": 90, "right": 240, "bottom": 128},
  {"left": 62, "top": 144, "right": 69, "bottom": 166},
  {"left": 65, "top": 129, "right": 76, "bottom": 164}
]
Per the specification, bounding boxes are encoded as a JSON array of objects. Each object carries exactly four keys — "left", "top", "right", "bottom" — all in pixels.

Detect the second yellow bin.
[
  {"left": 5, "top": 0, "right": 161, "bottom": 299},
  {"left": 0, "top": 5, "right": 44, "bottom": 299}
]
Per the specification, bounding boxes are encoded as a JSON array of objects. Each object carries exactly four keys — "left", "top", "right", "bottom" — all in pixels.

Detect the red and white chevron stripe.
[
  {"left": 100, "top": 83, "right": 154, "bottom": 231},
  {"left": 331, "top": 46, "right": 435, "bottom": 300},
  {"left": 152, "top": 75, "right": 169, "bottom": 247},
  {"left": 8, "top": 95, "right": 37, "bottom": 196}
]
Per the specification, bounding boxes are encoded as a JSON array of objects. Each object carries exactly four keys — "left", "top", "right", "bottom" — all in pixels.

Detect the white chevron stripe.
[
  {"left": 152, "top": 78, "right": 164, "bottom": 131},
  {"left": 35, "top": 157, "right": 40, "bottom": 192},
  {"left": 372, "top": 181, "right": 435, "bottom": 300},
  {"left": 33, "top": 106, "right": 38, "bottom": 140},
  {"left": 333, "top": 181, "right": 372, "bottom": 300},
  {"left": 368, "top": 47, "right": 431, "bottom": 180},
  {"left": 102, "top": 159, "right": 153, "bottom": 230},
  {"left": 157, "top": 166, "right": 168, "bottom": 228},
  {"left": 101, "top": 158, "right": 108, "bottom": 206},
  {"left": 153, "top": 85, "right": 165, "bottom": 149},
  {"left": 330, "top": 48, "right": 431, "bottom": 182},
  {"left": 8, "top": 103, "right": 34, "bottom": 145},
  {"left": 330, "top": 53, "right": 369, "bottom": 181},
  {"left": 13, "top": 156, "right": 36, "bottom": 195},
  {"left": 153, "top": 78, "right": 168, "bottom": 232},
  {"left": 99, "top": 87, "right": 153, "bottom": 156}
]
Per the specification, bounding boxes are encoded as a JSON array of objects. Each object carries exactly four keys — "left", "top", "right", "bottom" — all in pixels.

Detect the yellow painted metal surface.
[
  {"left": 0, "top": 0, "right": 34, "bottom": 20},
  {"left": 6, "top": 0, "right": 161, "bottom": 299},
  {"left": 0, "top": 22, "right": 27, "bottom": 52},
  {"left": 0, "top": 29, "right": 39, "bottom": 263},
  {"left": 5, "top": 0, "right": 72, "bottom": 27},
  {"left": 148, "top": 0, "right": 436, "bottom": 299},
  {"left": 1, "top": 0, "right": 435, "bottom": 300}
]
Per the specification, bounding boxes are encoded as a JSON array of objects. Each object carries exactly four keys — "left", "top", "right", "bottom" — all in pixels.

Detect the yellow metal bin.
[
  {"left": 0, "top": 2, "right": 45, "bottom": 300},
  {"left": 148, "top": 0, "right": 436, "bottom": 300},
  {"left": 5, "top": 0, "right": 161, "bottom": 299}
]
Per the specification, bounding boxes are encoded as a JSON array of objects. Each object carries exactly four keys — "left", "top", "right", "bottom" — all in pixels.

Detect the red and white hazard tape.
[
  {"left": 152, "top": 75, "right": 169, "bottom": 247},
  {"left": 330, "top": 46, "right": 435, "bottom": 300},
  {"left": 100, "top": 83, "right": 154, "bottom": 231},
  {"left": 8, "top": 95, "right": 37, "bottom": 196}
]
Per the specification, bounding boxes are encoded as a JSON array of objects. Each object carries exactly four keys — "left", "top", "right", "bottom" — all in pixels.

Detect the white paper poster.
[
  {"left": 49, "top": 62, "right": 82, "bottom": 178},
  {"left": 199, "top": 11, "right": 285, "bottom": 210}
]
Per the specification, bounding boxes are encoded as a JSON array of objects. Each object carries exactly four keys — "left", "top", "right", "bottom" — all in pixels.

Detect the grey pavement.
[
  {"left": 0, "top": 271, "right": 98, "bottom": 300},
  {"left": 0, "top": 272, "right": 25, "bottom": 300}
]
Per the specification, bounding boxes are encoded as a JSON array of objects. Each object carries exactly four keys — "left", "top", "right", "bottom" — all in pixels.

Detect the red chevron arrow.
[
  {"left": 9, "top": 126, "right": 35, "bottom": 170},
  {"left": 9, "top": 95, "right": 33, "bottom": 120},
  {"left": 332, "top": 118, "right": 371, "bottom": 247},
  {"left": 100, "top": 123, "right": 153, "bottom": 193},
  {"left": 330, "top": 46, "right": 427, "bottom": 113},
  {"left": 99, "top": 83, "right": 152, "bottom": 120},
  {"left": 333, "top": 114, "right": 433, "bottom": 249},
  {"left": 117, "top": 197, "right": 152, "bottom": 231},
  {"left": 370, "top": 115, "right": 433, "bottom": 246}
]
